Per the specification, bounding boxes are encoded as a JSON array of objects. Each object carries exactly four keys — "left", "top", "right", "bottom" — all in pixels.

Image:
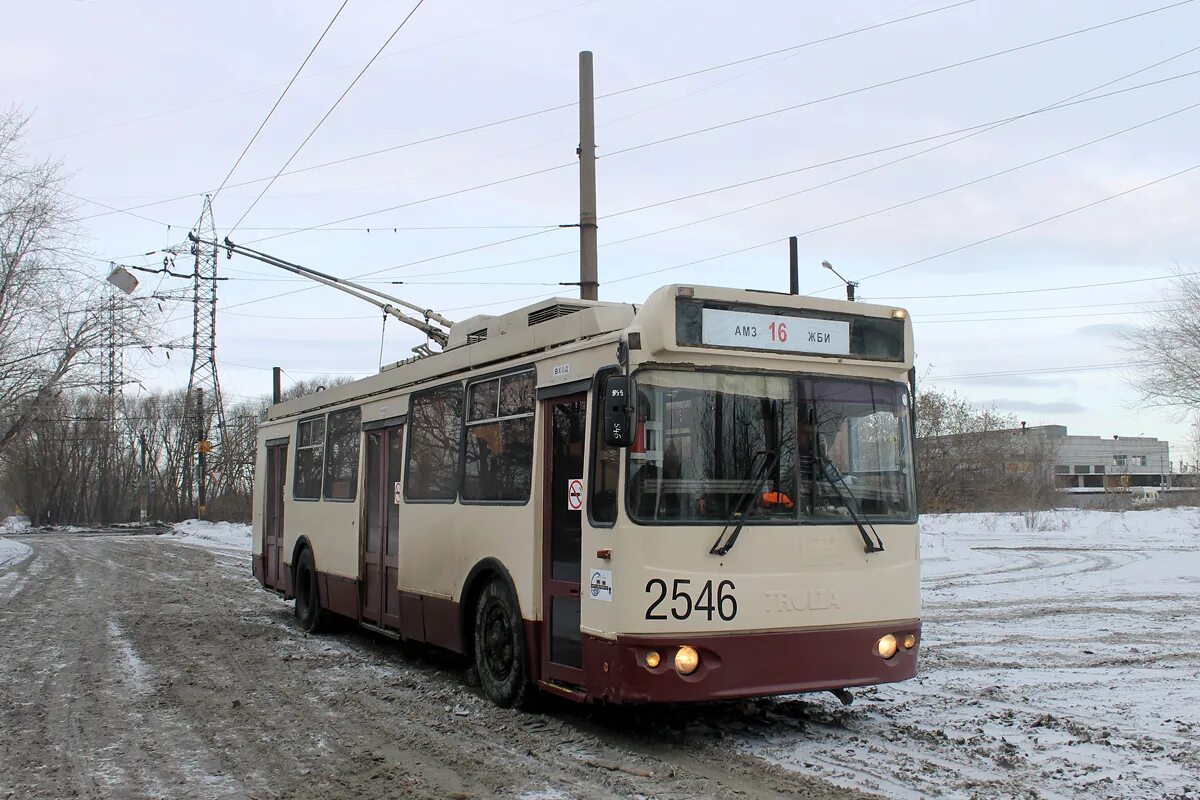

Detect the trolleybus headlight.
[
  {"left": 674, "top": 645, "right": 700, "bottom": 675},
  {"left": 876, "top": 634, "right": 898, "bottom": 659},
  {"left": 645, "top": 650, "right": 661, "bottom": 668},
  {"left": 903, "top": 633, "right": 917, "bottom": 650}
]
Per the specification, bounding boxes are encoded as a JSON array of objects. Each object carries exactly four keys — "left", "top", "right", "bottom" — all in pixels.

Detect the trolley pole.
[
  {"left": 197, "top": 388, "right": 207, "bottom": 519},
  {"left": 578, "top": 50, "right": 599, "bottom": 301}
]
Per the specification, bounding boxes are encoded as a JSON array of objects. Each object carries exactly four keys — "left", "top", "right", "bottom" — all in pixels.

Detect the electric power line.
[
  {"left": 385, "top": 64, "right": 1200, "bottom": 283},
  {"left": 224, "top": 4, "right": 1200, "bottom": 248},
  {"left": 225, "top": 59, "right": 1200, "bottom": 300},
  {"left": 69, "top": 0, "right": 980, "bottom": 224},
  {"left": 601, "top": 0, "right": 1197, "bottom": 160},
  {"left": 605, "top": 158, "right": 1200, "bottom": 290},
  {"left": 914, "top": 298, "right": 1171, "bottom": 317},
  {"left": 227, "top": 0, "right": 429, "bottom": 235},
  {"left": 210, "top": 0, "right": 350, "bottom": 206},
  {"left": 924, "top": 362, "right": 1129, "bottom": 380},
  {"left": 918, "top": 308, "right": 1149, "bottom": 323},
  {"left": 876, "top": 272, "right": 1196, "bottom": 300},
  {"left": 850, "top": 162, "right": 1200, "bottom": 285},
  {"left": 34, "top": 0, "right": 602, "bottom": 148},
  {"left": 602, "top": 65, "right": 1200, "bottom": 223}
]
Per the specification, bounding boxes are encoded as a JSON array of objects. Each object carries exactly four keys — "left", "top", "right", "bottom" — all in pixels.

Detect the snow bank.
[
  {"left": 749, "top": 508, "right": 1200, "bottom": 800},
  {"left": 0, "top": 517, "right": 32, "bottom": 570},
  {"left": 170, "top": 519, "right": 251, "bottom": 553},
  {"left": 0, "top": 515, "right": 30, "bottom": 535},
  {"left": 0, "top": 537, "right": 31, "bottom": 570}
]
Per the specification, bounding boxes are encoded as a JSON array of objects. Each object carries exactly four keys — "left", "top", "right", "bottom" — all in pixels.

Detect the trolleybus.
[{"left": 251, "top": 284, "right": 920, "bottom": 706}]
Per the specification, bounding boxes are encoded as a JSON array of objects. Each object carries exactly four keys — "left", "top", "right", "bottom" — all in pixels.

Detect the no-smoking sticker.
[{"left": 566, "top": 478, "right": 584, "bottom": 511}]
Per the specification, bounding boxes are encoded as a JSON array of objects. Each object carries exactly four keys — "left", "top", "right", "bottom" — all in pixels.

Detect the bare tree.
[
  {"left": 0, "top": 110, "right": 154, "bottom": 459},
  {"left": 1123, "top": 269, "right": 1200, "bottom": 409},
  {"left": 915, "top": 386, "right": 1056, "bottom": 512},
  {"left": 1187, "top": 413, "right": 1200, "bottom": 472}
]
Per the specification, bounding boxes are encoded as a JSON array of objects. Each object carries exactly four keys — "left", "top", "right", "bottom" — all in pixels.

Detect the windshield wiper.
[
  {"left": 709, "top": 449, "right": 779, "bottom": 557},
  {"left": 815, "top": 446, "right": 885, "bottom": 554}
]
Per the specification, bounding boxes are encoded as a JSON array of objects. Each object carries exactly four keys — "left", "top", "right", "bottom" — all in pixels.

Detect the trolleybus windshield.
[{"left": 627, "top": 370, "right": 914, "bottom": 524}]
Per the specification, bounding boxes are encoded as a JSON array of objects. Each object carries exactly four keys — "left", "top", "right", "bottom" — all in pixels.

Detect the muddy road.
[{"left": 0, "top": 531, "right": 873, "bottom": 800}]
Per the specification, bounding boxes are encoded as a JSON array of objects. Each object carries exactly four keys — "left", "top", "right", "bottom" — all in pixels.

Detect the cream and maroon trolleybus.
[{"left": 251, "top": 284, "right": 920, "bottom": 707}]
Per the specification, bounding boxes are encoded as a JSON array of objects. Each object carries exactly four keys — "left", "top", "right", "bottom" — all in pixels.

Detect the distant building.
[
  {"left": 1037, "top": 425, "right": 1171, "bottom": 491},
  {"left": 975, "top": 424, "right": 1171, "bottom": 492},
  {"left": 918, "top": 424, "right": 1172, "bottom": 499}
]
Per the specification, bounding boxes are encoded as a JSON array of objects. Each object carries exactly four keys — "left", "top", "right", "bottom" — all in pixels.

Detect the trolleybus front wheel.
[
  {"left": 294, "top": 548, "right": 329, "bottom": 634},
  {"left": 473, "top": 579, "right": 530, "bottom": 708}
]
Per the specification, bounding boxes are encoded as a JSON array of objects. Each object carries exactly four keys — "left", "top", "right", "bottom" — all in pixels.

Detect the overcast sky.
[{"left": 5, "top": 0, "right": 1198, "bottom": 460}]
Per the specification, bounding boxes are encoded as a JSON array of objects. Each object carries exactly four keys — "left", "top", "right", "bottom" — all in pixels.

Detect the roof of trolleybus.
[{"left": 263, "top": 284, "right": 912, "bottom": 423}]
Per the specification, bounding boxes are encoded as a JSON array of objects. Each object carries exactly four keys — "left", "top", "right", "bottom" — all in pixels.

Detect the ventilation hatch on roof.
[
  {"left": 528, "top": 303, "right": 586, "bottom": 326},
  {"left": 466, "top": 329, "right": 488, "bottom": 344}
]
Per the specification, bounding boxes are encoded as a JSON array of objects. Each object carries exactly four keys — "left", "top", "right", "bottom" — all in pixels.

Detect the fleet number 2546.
[{"left": 645, "top": 578, "right": 737, "bottom": 621}]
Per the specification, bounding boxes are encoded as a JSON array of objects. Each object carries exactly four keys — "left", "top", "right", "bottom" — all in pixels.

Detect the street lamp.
[
  {"left": 821, "top": 260, "right": 858, "bottom": 301},
  {"left": 105, "top": 265, "right": 139, "bottom": 295}
]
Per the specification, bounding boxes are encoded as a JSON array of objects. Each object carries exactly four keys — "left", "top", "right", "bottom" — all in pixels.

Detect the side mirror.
[{"left": 603, "top": 375, "right": 637, "bottom": 447}]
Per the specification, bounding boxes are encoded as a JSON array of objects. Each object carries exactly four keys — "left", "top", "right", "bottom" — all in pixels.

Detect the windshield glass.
[
  {"left": 627, "top": 370, "right": 914, "bottom": 524},
  {"left": 806, "top": 378, "right": 914, "bottom": 520}
]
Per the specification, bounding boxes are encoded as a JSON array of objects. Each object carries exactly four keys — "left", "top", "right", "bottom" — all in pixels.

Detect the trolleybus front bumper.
[{"left": 581, "top": 620, "right": 920, "bottom": 704}]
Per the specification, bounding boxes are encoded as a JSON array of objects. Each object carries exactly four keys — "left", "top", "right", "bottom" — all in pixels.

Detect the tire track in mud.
[{"left": 0, "top": 532, "right": 872, "bottom": 800}]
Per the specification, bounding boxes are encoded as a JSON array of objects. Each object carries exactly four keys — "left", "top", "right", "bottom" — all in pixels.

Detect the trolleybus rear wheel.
[
  {"left": 294, "top": 548, "right": 328, "bottom": 633},
  {"left": 474, "top": 579, "right": 530, "bottom": 708}
]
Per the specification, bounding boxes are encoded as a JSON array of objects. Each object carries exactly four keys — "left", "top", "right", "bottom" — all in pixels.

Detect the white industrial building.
[{"left": 1012, "top": 425, "right": 1171, "bottom": 491}]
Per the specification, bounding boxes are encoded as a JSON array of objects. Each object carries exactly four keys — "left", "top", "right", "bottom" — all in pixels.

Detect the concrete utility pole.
[
  {"left": 788, "top": 237, "right": 799, "bottom": 295},
  {"left": 578, "top": 50, "right": 598, "bottom": 301},
  {"left": 138, "top": 433, "right": 148, "bottom": 522}
]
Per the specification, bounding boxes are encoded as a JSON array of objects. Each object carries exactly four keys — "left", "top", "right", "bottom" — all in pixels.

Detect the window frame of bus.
[
  {"left": 322, "top": 405, "right": 361, "bottom": 502},
  {"left": 403, "top": 380, "right": 465, "bottom": 503},
  {"left": 588, "top": 365, "right": 623, "bottom": 528},
  {"left": 674, "top": 297, "right": 906, "bottom": 362},
  {"left": 622, "top": 367, "right": 918, "bottom": 526},
  {"left": 460, "top": 366, "right": 536, "bottom": 506},
  {"left": 293, "top": 414, "right": 326, "bottom": 501}
]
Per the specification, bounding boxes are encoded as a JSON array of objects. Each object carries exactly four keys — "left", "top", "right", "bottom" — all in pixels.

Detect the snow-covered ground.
[
  {"left": 0, "top": 516, "right": 32, "bottom": 570},
  {"left": 751, "top": 508, "right": 1200, "bottom": 800},
  {"left": 0, "top": 538, "right": 31, "bottom": 570},
  {"left": 169, "top": 519, "right": 251, "bottom": 553},
  {"left": 71, "top": 511, "right": 1199, "bottom": 798}
]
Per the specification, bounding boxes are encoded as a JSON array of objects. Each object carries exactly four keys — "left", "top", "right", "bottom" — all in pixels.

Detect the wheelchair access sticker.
[{"left": 589, "top": 570, "right": 613, "bottom": 602}]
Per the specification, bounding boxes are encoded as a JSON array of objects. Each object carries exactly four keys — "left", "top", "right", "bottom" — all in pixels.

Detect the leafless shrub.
[{"left": 915, "top": 386, "right": 1057, "bottom": 513}]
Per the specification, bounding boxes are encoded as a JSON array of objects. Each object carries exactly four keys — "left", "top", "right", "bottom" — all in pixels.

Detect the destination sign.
[{"left": 700, "top": 308, "right": 850, "bottom": 355}]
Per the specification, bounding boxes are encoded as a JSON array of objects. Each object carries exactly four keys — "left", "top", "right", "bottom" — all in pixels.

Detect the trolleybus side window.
[
  {"left": 462, "top": 369, "right": 535, "bottom": 503},
  {"left": 294, "top": 416, "right": 325, "bottom": 500},
  {"left": 589, "top": 367, "right": 622, "bottom": 525},
  {"left": 405, "top": 382, "right": 464, "bottom": 501},
  {"left": 323, "top": 406, "right": 361, "bottom": 501}
]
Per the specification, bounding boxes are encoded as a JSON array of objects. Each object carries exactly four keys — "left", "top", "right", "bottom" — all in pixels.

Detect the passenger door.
[
  {"left": 362, "top": 426, "right": 404, "bottom": 628},
  {"left": 542, "top": 394, "right": 587, "bottom": 685},
  {"left": 264, "top": 442, "right": 287, "bottom": 591}
]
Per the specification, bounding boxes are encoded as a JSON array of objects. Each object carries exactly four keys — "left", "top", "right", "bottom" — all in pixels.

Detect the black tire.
[
  {"left": 294, "top": 548, "right": 328, "bottom": 633},
  {"left": 473, "top": 579, "right": 531, "bottom": 708}
]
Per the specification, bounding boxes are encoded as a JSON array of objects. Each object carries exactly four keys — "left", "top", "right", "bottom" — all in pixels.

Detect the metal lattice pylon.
[{"left": 183, "top": 195, "right": 227, "bottom": 510}]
